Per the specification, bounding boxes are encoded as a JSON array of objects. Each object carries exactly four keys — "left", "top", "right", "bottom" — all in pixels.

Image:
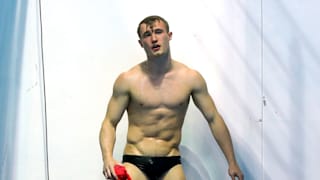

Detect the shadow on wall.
[
  {"left": 181, "top": 142, "right": 270, "bottom": 180},
  {"left": 180, "top": 145, "right": 210, "bottom": 180},
  {"left": 0, "top": 0, "right": 28, "bottom": 179},
  {"left": 183, "top": 134, "right": 273, "bottom": 180},
  {"left": 236, "top": 138, "right": 271, "bottom": 180},
  {"left": 262, "top": 38, "right": 307, "bottom": 180}
]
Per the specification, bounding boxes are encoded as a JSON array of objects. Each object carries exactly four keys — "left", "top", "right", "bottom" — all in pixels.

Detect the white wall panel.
[
  {"left": 41, "top": 0, "right": 262, "bottom": 179},
  {"left": 263, "top": 0, "right": 320, "bottom": 179},
  {"left": 0, "top": 0, "right": 47, "bottom": 180},
  {"left": 3, "top": 0, "right": 320, "bottom": 180}
]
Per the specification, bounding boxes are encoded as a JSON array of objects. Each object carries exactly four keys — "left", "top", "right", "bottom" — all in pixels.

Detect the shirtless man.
[{"left": 99, "top": 15, "right": 243, "bottom": 180}]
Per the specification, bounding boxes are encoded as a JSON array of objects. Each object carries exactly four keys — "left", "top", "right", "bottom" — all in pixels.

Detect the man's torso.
[{"left": 122, "top": 61, "right": 195, "bottom": 156}]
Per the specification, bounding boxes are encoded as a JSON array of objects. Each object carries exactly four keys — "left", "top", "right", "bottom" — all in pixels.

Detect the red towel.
[{"left": 114, "top": 165, "right": 131, "bottom": 180}]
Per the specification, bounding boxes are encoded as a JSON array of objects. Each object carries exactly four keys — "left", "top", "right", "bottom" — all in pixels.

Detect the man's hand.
[
  {"left": 103, "top": 158, "right": 119, "bottom": 180},
  {"left": 228, "top": 163, "right": 244, "bottom": 180}
]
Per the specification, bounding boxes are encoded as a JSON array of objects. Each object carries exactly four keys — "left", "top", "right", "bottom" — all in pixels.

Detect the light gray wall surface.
[{"left": 1, "top": 0, "right": 319, "bottom": 179}]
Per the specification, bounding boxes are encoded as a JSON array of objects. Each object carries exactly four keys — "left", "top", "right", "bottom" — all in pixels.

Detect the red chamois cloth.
[{"left": 114, "top": 165, "right": 131, "bottom": 180}]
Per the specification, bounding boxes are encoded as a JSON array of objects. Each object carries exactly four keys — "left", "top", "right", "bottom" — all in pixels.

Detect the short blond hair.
[{"left": 137, "top": 15, "right": 170, "bottom": 38}]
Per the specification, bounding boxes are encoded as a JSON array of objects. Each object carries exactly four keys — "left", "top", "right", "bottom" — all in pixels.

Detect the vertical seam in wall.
[
  {"left": 260, "top": 0, "right": 265, "bottom": 179},
  {"left": 37, "top": 0, "right": 50, "bottom": 179}
]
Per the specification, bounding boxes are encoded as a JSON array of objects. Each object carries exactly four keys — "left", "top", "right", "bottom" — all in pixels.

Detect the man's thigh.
[
  {"left": 123, "top": 162, "right": 147, "bottom": 180},
  {"left": 163, "top": 164, "right": 186, "bottom": 180}
]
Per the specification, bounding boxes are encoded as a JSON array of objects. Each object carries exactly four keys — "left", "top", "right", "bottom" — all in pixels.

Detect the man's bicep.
[
  {"left": 192, "top": 89, "right": 216, "bottom": 117},
  {"left": 105, "top": 92, "right": 129, "bottom": 126},
  {"left": 104, "top": 75, "right": 130, "bottom": 126},
  {"left": 191, "top": 73, "right": 219, "bottom": 122}
]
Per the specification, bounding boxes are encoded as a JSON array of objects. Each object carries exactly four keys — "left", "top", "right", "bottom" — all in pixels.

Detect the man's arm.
[
  {"left": 99, "top": 73, "right": 130, "bottom": 179},
  {"left": 190, "top": 70, "right": 244, "bottom": 180}
]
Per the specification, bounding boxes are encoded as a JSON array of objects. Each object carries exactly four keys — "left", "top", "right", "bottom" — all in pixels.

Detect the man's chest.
[{"left": 129, "top": 78, "right": 191, "bottom": 108}]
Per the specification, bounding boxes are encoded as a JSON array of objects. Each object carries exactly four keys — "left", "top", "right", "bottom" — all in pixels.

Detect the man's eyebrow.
[
  {"left": 154, "top": 28, "right": 163, "bottom": 31},
  {"left": 142, "top": 30, "right": 151, "bottom": 37},
  {"left": 143, "top": 30, "right": 151, "bottom": 34}
]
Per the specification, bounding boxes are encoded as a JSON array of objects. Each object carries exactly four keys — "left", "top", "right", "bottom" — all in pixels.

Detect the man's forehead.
[{"left": 140, "top": 20, "right": 165, "bottom": 31}]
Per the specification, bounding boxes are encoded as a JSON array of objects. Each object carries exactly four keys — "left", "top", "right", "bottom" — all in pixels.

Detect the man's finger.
[
  {"left": 103, "top": 168, "right": 112, "bottom": 179},
  {"left": 230, "top": 171, "right": 237, "bottom": 180},
  {"left": 232, "top": 173, "right": 244, "bottom": 180},
  {"left": 239, "top": 173, "right": 244, "bottom": 180}
]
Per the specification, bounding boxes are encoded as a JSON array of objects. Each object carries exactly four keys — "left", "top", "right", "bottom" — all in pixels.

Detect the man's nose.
[{"left": 151, "top": 33, "right": 157, "bottom": 42}]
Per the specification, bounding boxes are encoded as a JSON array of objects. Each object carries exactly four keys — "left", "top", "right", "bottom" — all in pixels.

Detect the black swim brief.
[{"left": 122, "top": 155, "right": 181, "bottom": 180}]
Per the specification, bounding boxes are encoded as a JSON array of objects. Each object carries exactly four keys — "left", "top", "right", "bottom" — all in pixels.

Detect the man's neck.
[{"left": 145, "top": 54, "right": 172, "bottom": 76}]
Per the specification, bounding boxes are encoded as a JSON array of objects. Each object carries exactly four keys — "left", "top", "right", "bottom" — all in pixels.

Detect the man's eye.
[
  {"left": 155, "top": 29, "right": 163, "bottom": 34},
  {"left": 143, "top": 32, "right": 151, "bottom": 37}
]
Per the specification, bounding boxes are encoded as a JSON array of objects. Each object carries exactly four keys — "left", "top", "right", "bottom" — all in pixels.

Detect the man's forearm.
[
  {"left": 210, "top": 116, "right": 237, "bottom": 165},
  {"left": 99, "top": 121, "right": 116, "bottom": 163}
]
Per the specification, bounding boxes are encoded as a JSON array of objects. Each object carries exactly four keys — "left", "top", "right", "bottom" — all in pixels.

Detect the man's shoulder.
[
  {"left": 172, "top": 60, "right": 206, "bottom": 90},
  {"left": 173, "top": 60, "right": 201, "bottom": 77},
  {"left": 115, "top": 63, "right": 143, "bottom": 83}
]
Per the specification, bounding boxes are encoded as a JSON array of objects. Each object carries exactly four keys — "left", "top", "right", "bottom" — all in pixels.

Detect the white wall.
[
  {"left": 0, "top": 0, "right": 47, "bottom": 180},
  {"left": 263, "top": 0, "right": 320, "bottom": 179},
  {"left": 1, "top": 0, "right": 319, "bottom": 179},
  {"left": 41, "top": 0, "right": 262, "bottom": 179}
]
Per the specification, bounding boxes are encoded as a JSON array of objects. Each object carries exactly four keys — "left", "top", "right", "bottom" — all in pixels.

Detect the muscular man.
[{"left": 99, "top": 15, "right": 243, "bottom": 180}]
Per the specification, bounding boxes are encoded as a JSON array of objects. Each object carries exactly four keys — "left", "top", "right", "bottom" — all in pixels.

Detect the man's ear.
[
  {"left": 168, "top": 32, "right": 173, "bottom": 40},
  {"left": 138, "top": 39, "right": 143, "bottom": 47}
]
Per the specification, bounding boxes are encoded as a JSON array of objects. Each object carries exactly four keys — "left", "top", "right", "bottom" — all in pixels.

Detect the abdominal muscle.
[{"left": 123, "top": 108, "right": 185, "bottom": 157}]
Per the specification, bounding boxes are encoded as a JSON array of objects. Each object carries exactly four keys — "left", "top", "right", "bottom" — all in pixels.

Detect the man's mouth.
[{"left": 152, "top": 44, "right": 161, "bottom": 51}]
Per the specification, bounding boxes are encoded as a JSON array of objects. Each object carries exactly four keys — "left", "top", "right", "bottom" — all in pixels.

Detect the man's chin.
[
  {"left": 147, "top": 50, "right": 167, "bottom": 58},
  {"left": 152, "top": 51, "right": 164, "bottom": 57}
]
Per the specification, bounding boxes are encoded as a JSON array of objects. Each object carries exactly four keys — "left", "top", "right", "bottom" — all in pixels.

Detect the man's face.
[{"left": 138, "top": 20, "right": 172, "bottom": 58}]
